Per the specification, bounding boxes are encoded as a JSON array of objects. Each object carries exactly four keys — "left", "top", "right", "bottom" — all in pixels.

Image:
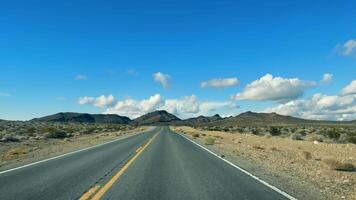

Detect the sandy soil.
[
  {"left": 172, "top": 126, "right": 356, "bottom": 200},
  {"left": 0, "top": 126, "right": 151, "bottom": 171}
]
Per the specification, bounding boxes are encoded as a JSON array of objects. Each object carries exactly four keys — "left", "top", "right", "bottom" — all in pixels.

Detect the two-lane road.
[{"left": 0, "top": 126, "right": 294, "bottom": 200}]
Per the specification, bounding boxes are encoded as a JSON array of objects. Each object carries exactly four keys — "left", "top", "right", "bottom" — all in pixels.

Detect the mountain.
[
  {"left": 177, "top": 114, "right": 222, "bottom": 126},
  {"left": 133, "top": 110, "right": 181, "bottom": 125},
  {"left": 203, "top": 111, "right": 313, "bottom": 126},
  {"left": 31, "top": 112, "right": 131, "bottom": 124}
]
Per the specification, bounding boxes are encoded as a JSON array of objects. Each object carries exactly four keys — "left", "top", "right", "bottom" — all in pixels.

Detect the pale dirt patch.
[
  {"left": 172, "top": 126, "right": 356, "bottom": 200},
  {"left": 0, "top": 126, "right": 151, "bottom": 171}
]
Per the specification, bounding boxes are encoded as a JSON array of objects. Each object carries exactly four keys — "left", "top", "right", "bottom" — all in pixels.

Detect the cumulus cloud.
[
  {"left": 265, "top": 93, "right": 356, "bottom": 121},
  {"left": 79, "top": 94, "right": 238, "bottom": 119},
  {"left": 201, "top": 77, "right": 239, "bottom": 89},
  {"left": 321, "top": 73, "right": 333, "bottom": 84},
  {"left": 341, "top": 80, "right": 356, "bottom": 95},
  {"left": 153, "top": 72, "right": 171, "bottom": 88},
  {"left": 336, "top": 39, "right": 356, "bottom": 56},
  {"left": 233, "top": 74, "right": 316, "bottom": 102},
  {"left": 79, "top": 95, "right": 116, "bottom": 108},
  {"left": 75, "top": 74, "right": 88, "bottom": 80}
]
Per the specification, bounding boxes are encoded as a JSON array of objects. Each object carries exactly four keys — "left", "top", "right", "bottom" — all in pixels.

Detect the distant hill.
[
  {"left": 133, "top": 110, "right": 181, "bottom": 125},
  {"left": 31, "top": 112, "right": 131, "bottom": 124},
  {"left": 27, "top": 110, "right": 356, "bottom": 126},
  {"left": 176, "top": 114, "right": 222, "bottom": 126},
  {"left": 203, "top": 111, "right": 315, "bottom": 126}
]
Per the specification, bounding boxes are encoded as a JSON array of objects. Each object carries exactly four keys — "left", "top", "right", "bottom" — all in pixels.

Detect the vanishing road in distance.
[{"left": 0, "top": 126, "right": 294, "bottom": 200}]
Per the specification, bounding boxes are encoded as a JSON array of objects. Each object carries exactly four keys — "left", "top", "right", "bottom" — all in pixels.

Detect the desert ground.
[
  {"left": 171, "top": 126, "right": 356, "bottom": 200},
  {"left": 0, "top": 121, "right": 149, "bottom": 171}
]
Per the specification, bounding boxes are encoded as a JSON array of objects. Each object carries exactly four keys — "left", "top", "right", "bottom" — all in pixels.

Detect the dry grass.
[
  {"left": 204, "top": 137, "right": 216, "bottom": 145},
  {"left": 2, "top": 148, "right": 28, "bottom": 161},
  {"left": 192, "top": 133, "right": 200, "bottom": 138},
  {"left": 323, "top": 158, "right": 355, "bottom": 171}
]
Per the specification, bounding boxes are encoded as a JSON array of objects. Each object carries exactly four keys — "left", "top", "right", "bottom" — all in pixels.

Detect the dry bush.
[
  {"left": 300, "top": 151, "right": 312, "bottom": 160},
  {"left": 323, "top": 158, "right": 355, "bottom": 171},
  {"left": 252, "top": 145, "right": 265, "bottom": 150},
  {"left": 192, "top": 133, "right": 200, "bottom": 138},
  {"left": 290, "top": 133, "right": 303, "bottom": 140},
  {"left": 2, "top": 148, "right": 28, "bottom": 161},
  {"left": 270, "top": 147, "right": 278, "bottom": 151},
  {"left": 204, "top": 137, "right": 216, "bottom": 145}
]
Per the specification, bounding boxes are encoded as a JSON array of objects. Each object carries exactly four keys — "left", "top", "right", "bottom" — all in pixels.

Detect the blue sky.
[{"left": 0, "top": 0, "right": 356, "bottom": 120}]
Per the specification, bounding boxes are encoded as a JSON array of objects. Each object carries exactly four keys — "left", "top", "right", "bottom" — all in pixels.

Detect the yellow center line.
[
  {"left": 79, "top": 185, "right": 101, "bottom": 200},
  {"left": 86, "top": 133, "right": 158, "bottom": 200}
]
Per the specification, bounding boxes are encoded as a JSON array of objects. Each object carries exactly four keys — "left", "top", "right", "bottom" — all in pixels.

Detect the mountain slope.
[
  {"left": 203, "top": 111, "right": 314, "bottom": 126},
  {"left": 133, "top": 110, "right": 181, "bottom": 125},
  {"left": 31, "top": 112, "right": 131, "bottom": 124},
  {"left": 176, "top": 114, "right": 222, "bottom": 126}
]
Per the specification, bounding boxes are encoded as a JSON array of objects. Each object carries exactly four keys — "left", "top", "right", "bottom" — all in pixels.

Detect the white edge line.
[
  {"left": 177, "top": 132, "right": 298, "bottom": 200},
  {"left": 0, "top": 128, "right": 152, "bottom": 175}
]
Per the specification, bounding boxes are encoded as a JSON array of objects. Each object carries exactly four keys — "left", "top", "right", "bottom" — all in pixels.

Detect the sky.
[{"left": 0, "top": 0, "right": 356, "bottom": 120}]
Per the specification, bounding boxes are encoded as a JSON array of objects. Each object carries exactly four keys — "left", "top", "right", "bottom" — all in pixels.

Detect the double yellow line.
[{"left": 80, "top": 133, "right": 158, "bottom": 200}]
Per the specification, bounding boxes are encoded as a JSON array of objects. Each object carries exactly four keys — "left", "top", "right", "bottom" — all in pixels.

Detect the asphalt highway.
[{"left": 0, "top": 126, "right": 293, "bottom": 200}]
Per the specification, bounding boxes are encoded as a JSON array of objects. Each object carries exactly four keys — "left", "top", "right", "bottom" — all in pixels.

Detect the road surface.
[{"left": 0, "top": 126, "right": 293, "bottom": 200}]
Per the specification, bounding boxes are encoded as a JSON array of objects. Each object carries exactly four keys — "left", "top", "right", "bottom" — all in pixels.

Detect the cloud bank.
[
  {"left": 79, "top": 94, "right": 238, "bottom": 119},
  {"left": 265, "top": 80, "right": 356, "bottom": 121}
]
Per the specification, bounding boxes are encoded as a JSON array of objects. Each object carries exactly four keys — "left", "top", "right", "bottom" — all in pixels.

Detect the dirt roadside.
[
  {"left": 0, "top": 126, "right": 151, "bottom": 172},
  {"left": 171, "top": 126, "right": 356, "bottom": 200}
]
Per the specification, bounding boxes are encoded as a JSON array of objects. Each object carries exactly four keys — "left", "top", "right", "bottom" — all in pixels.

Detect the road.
[{"left": 0, "top": 126, "right": 293, "bottom": 200}]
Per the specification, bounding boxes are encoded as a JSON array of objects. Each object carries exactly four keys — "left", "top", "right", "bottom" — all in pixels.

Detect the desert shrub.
[
  {"left": 2, "top": 148, "right": 28, "bottom": 160},
  {"left": 269, "top": 126, "right": 281, "bottom": 136},
  {"left": 41, "top": 127, "right": 58, "bottom": 133},
  {"left": 252, "top": 145, "right": 265, "bottom": 150},
  {"left": 325, "top": 129, "right": 340, "bottom": 140},
  {"left": 0, "top": 134, "right": 20, "bottom": 142},
  {"left": 192, "top": 133, "right": 200, "bottom": 138},
  {"left": 298, "top": 129, "right": 307, "bottom": 136},
  {"left": 270, "top": 147, "right": 278, "bottom": 151},
  {"left": 291, "top": 133, "right": 303, "bottom": 140},
  {"left": 305, "top": 134, "right": 324, "bottom": 142},
  {"left": 251, "top": 128, "right": 259, "bottom": 135},
  {"left": 300, "top": 151, "right": 312, "bottom": 160},
  {"left": 323, "top": 158, "right": 355, "bottom": 171},
  {"left": 338, "top": 133, "right": 349, "bottom": 143},
  {"left": 204, "top": 137, "right": 216, "bottom": 145},
  {"left": 45, "top": 130, "right": 68, "bottom": 139},
  {"left": 347, "top": 136, "right": 356, "bottom": 144}
]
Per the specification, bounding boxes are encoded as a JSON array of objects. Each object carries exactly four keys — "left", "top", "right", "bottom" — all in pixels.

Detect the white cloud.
[
  {"left": 321, "top": 73, "right": 333, "bottom": 84},
  {"left": 341, "top": 80, "right": 356, "bottom": 95},
  {"left": 201, "top": 77, "right": 239, "bottom": 88},
  {"left": 0, "top": 92, "right": 10, "bottom": 97},
  {"left": 153, "top": 72, "right": 171, "bottom": 88},
  {"left": 75, "top": 74, "right": 88, "bottom": 80},
  {"left": 265, "top": 93, "right": 356, "bottom": 121},
  {"left": 233, "top": 74, "right": 316, "bottom": 102},
  {"left": 105, "top": 94, "right": 163, "bottom": 118},
  {"left": 336, "top": 39, "right": 356, "bottom": 56},
  {"left": 79, "top": 94, "right": 238, "bottom": 119},
  {"left": 79, "top": 95, "right": 116, "bottom": 108}
]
